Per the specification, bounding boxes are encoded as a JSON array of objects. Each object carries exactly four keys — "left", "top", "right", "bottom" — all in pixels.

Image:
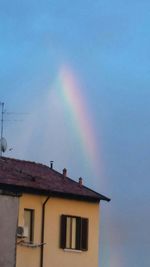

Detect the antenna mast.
[
  {"left": 0, "top": 103, "right": 28, "bottom": 157},
  {"left": 0, "top": 102, "right": 5, "bottom": 157},
  {"left": 0, "top": 102, "right": 4, "bottom": 141}
]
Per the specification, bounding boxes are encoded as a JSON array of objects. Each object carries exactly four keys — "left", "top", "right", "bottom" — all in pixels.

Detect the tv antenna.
[
  {"left": 0, "top": 102, "right": 7, "bottom": 157},
  {"left": 0, "top": 102, "right": 29, "bottom": 157}
]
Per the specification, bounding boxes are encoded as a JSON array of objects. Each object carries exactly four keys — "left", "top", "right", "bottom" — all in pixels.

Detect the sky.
[{"left": 0, "top": 0, "right": 150, "bottom": 266}]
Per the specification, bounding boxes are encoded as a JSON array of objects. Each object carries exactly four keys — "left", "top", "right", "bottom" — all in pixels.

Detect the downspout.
[{"left": 40, "top": 196, "right": 50, "bottom": 267}]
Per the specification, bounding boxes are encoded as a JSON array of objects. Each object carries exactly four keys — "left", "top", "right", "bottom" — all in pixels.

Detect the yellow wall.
[
  {"left": 16, "top": 194, "right": 44, "bottom": 267},
  {"left": 16, "top": 194, "right": 100, "bottom": 267}
]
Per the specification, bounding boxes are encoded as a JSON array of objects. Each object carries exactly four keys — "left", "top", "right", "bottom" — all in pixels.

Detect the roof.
[{"left": 0, "top": 157, "right": 110, "bottom": 203}]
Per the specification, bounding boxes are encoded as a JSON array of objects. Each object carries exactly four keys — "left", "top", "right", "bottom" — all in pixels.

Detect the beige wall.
[
  {"left": 16, "top": 194, "right": 100, "bottom": 267},
  {"left": 0, "top": 194, "right": 19, "bottom": 267},
  {"left": 16, "top": 194, "right": 43, "bottom": 267}
]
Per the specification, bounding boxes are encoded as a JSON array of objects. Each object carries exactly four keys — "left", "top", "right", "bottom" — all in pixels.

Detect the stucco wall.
[
  {"left": 16, "top": 194, "right": 100, "bottom": 267},
  {"left": 0, "top": 194, "right": 19, "bottom": 267}
]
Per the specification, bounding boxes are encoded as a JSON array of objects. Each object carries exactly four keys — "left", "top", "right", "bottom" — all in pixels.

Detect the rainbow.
[{"left": 55, "top": 65, "right": 102, "bottom": 178}]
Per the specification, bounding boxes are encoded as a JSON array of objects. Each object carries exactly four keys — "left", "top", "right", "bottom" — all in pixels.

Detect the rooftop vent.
[
  {"left": 63, "top": 168, "right": 67, "bottom": 177},
  {"left": 79, "top": 177, "right": 83, "bottom": 187},
  {"left": 50, "top": 161, "right": 54, "bottom": 169}
]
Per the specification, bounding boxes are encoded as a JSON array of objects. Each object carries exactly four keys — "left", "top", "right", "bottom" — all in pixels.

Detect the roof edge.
[{"left": 0, "top": 183, "right": 102, "bottom": 203}]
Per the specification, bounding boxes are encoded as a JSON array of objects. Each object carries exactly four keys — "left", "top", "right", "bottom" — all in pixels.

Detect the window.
[
  {"left": 24, "top": 209, "right": 34, "bottom": 243},
  {"left": 60, "top": 215, "right": 88, "bottom": 251}
]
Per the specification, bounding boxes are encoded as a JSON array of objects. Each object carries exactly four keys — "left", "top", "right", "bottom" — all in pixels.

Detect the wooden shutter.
[
  {"left": 76, "top": 217, "right": 81, "bottom": 250},
  {"left": 60, "top": 215, "right": 67, "bottom": 248},
  {"left": 81, "top": 218, "right": 88, "bottom": 251}
]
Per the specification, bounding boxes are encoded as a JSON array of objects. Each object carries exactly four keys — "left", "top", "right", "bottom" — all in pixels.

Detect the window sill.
[
  {"left": 17, "top": 241, "right": 46, "bottom": 248},
  {"left": 64, "top": 249, "right": 82, "bottom": 253}
]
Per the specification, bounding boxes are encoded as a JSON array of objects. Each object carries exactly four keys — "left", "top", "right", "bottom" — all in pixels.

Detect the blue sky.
[{"left": 1, "top": 0, "right": 150, "bottom": 266}]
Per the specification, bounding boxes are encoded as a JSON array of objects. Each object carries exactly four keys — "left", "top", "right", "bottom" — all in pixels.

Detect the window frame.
[
  {"left": 60, "top": 214, "right": 88, "bottom": 251},
  {"left": 24, "top": 208, "right": 34, "bottom": 243}
]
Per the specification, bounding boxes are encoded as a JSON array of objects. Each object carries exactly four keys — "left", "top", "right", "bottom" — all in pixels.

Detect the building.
[
  {"left": 0, "top": 191, "right": 19, "bottom": 267},
  {"left": 0, "top": 157, "right": 110, "bottom": 267}
]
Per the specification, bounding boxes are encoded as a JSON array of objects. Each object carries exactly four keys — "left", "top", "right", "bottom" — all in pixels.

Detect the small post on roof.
[
  {"left": 50, "top": 161, "right": 54, "bottom": 169},
  {"left": 63, "top": 168, "right": 67, "bottom": 177},
  {"left": 79, "top": 177, "right": 83, "bottom": 187},
  {"left": 0, "top": 102, "right": 4, "bottom": 157}
]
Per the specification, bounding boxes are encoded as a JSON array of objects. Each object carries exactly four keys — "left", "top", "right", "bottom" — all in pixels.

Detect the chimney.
[
  {"left": 79, "top": 177, "right": 83, "bottom": 187},
  {"left": 50, "top": 161, "right": 54, "bottom": 169},
  {"left": 63, "top": 168, "right": 67, "bottom": 177}
]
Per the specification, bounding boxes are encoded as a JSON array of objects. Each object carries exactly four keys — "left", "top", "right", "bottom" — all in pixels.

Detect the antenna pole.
[{"left": 0, "top": 102, "right": 4, "bottom": 157}]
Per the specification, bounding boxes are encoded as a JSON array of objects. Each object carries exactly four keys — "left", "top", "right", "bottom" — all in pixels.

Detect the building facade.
[{"left": 0, "top": 157, "right": 110, "bottom": 267}]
